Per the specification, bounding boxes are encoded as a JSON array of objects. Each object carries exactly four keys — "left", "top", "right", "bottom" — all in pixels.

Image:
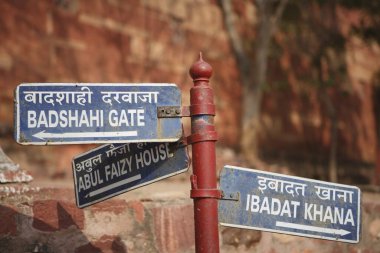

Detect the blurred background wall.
[
  {"left": 0, "top": 0, "right": 379, "bottom": 184},
  {"left": 0, "top": 0, "right": 242, "bottom": 179}
]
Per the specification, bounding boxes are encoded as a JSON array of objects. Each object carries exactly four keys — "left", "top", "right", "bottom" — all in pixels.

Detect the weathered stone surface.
[
  {"left": 369, "top": 219, "right": 380, "bottom": 240},
  {"left": 0, "top": 185, "right": 380, "bottom": 252},
  {"left": 32, "top": 200, "right": 85, "bottom": 232},
  {"left": 75, "top": 235, "right": 126, "bottom": 253},
  {"left": 0, "top": 205, "right": 18, "bottom": 236},
  {"left": 127, "top": 200, "right": 145, "bottom": 224},
  {"left": 0, "top": 147, "right": 32, "bottom": 183},
  {"left": 84, "top": 202, "right": 134, "bottom": 238},
  {"left": 151, "top": 201, "right": 195, "bottom": 253},
  {"left": 222, "top": 227, "right": 261, "bottom": 248}
]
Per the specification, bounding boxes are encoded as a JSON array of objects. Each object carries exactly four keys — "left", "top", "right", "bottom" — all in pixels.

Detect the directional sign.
[
  {"left": 219, "top": 165, "right": 361, "bottom": 243},
  {"left": 14, "top": 83, "right": 182, "bottom": 144},
  {"left": 72, "top": 141, "right": 189, "bottom": 208}
]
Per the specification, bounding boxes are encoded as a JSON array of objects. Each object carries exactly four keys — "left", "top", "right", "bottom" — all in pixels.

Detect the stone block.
[
  {"left": 90, "top": 199, "right": 128, "bottom": 215},
  {"left": 127, "top": 200, "right": 145, "bottom": 224},
  {"left": 84, "top": 201, "right": 133, "bottom": 238},
  {"left": 152, "top": 202, "right": 194, "bottom": 253},
  {"left": 0, "top": 205, "right": 18, "bottom": 236},
  {"left": 75, "top": 235, "right": 126, "bottom": 253},
  {"left": 32, "top": 200, "right": 84, "bottom": 232}
]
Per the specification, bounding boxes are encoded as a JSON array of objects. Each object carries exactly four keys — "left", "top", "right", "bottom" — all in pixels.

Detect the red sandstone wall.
[
  {"left": 259, "top": 6, "right": 380, "bottom": 164},
  {"left": 0, "top": 0, "right": 379, "bottom": 178},
  {"left": 0, "top": 184, "right": 379, "bottom": 252},
  {"left": 0, "top": 0, "right": 241, "bottom": 177}
]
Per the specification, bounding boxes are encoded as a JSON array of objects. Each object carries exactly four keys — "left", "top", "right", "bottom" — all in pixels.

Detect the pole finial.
[{"left": 189, "top": 52, "right": 213, "bottom": 82}]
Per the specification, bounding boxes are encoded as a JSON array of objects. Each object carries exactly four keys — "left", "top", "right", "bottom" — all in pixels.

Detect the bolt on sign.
[
  {"left": 72, "top": 141, "right": 189, "bottom": 208},
  {"left": 14, "top": 83, "right": 182, "bottom": 144},
  {"left": 219, "top": 165, "right": 361, "bottom": 243}
]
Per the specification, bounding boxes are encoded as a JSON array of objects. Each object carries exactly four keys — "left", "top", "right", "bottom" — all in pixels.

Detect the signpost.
[
  {"left": 13, "top": 55, "right": 362, "bottom": 252},
  {"left": 15, "top": 83, "right": 182, "bottom": 145},
  {"left": 219, "top": 165, "right": 361, "bottom": 243},
  {"left": 72, "top": 141, "right": 189, "bottom": 208}
]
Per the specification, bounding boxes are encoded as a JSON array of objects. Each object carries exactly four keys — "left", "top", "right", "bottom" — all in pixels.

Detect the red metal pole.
[{"left": 189, "top": 53, "right": 220, "bottom": 253}]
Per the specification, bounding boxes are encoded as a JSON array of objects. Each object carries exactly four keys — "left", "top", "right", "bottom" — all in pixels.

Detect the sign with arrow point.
[
  {"left": 219, "top": 165, "right": 361, "bottom": 243},
  {"left": 14, "top": 83, "right": 182, "bottom": 145}
]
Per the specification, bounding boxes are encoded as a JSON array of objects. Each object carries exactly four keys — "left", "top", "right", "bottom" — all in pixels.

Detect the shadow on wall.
[{"left": 0, "top": 203, "right": 127, "bottom": 253}]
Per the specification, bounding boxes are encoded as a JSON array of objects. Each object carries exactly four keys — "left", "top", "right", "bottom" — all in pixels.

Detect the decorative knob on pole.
[{"left": 189, "top": 52, "right": 213, "bottom": 84}]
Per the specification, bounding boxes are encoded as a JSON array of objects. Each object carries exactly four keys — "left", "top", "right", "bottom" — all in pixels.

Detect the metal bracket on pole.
[
  {"left": 157, "top": 106, "right": 183, "bottom": 118},
  {"left": 157, "top": 105, "right": 215, "bottom": 118},
  {"left": 190, "top": 175, "right": 222, "bottom": 199},
  {"left": 220, "top": 191, "right": 240, "bottom": 201}
]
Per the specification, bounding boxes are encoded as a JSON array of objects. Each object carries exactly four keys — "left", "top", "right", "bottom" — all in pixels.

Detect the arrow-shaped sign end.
[
  {"left": 276, "top": 221, "right": 351, "bottom": 237},
  {"left": 33, "top": 130, "right": 46, "bottom": 140},
  {"left": 338, "top": 229, "right": 351, "bottom": 236},
  {"left": 31, "top": 130, "right": 139, "bottom": 141}
]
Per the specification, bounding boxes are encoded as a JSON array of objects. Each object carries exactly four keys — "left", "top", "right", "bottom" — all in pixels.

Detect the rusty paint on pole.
[{"left": 189, "top": 53, "right": 220, "bottom": 253}]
